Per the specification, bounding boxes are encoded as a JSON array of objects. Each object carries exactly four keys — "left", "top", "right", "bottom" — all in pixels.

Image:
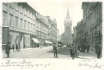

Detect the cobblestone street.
[{"left": 3, "top": 46, "right": 97, "bottom": 59}]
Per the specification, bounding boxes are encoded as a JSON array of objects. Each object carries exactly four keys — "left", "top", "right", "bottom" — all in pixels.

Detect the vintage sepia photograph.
[{"left": 1, "top": 1, "right": 102, "bottom": 60}]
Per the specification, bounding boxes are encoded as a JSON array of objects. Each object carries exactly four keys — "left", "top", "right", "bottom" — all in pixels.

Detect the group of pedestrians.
[
  {"left": 78, "top": 43, "right": 90, "bottom": 53},
  {"left": 52, "top": 41, "right": 102, "bottom": 59},
  {"left": 5, "top": 41, "right": 102, "bottom": 59},
  {"left": 5, "top": 41, "right": 21, "bottom": 58},
  {"left": 52, "top": 43, "right": 79, "bottom": 59},
  {"left": 69, "top": 43, "right": 79, "bottom": 59}
]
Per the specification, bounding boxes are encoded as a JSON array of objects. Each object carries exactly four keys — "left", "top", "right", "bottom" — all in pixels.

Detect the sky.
[{"left": 28, "top": 0, "right": 83, "bottom": 35}]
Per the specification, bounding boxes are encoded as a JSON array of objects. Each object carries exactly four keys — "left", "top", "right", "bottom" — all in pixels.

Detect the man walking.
[
  {"left": 53, "top": 43, "right": 58, "bottom": 58},
  {"left": 69, "top": 44, "right": 72, "bottom": 57},
  {"left": 5, "top": 41, "right": 11, "bottom": 58},
  {"left": 86, "top": 43, "right": 90, "bottom": 53},
  {"left": 71, "top": 44, "right": 75, "bottom": 59},
  {"left": 95, "top": 42, "right": 102, "bottom": 59}
]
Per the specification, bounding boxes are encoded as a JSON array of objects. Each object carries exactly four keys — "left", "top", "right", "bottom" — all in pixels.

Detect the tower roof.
[
  {"left": 64, "top": 7, "right": 71, "bottom": 26},
  {"left": 66, "top": 7, "right": 70, "bottom": 18}
]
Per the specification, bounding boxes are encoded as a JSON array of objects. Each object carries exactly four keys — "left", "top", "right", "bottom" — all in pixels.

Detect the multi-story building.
[
  {"left": 51, "top": 19, "right": 58, "bottom": 42},
  {"left": 2, "top": 3, "right": 38, "bottom": 50},
  {"left": 45, "top": 16, "right": 53, "bottom": 41},
  {"left": 82, "top": 2, "right": 102, "bottom": 50},
  {"left": 36, "top": 13, "right": 50, "bottom": 46},
  {"left": 44, "top": 16, "right": 58, "bottom": 44},
  {"left": 2, "top": 2, "right": 58, "bottom": 50},
  {"left": 76, "top": 20, "right": 83, "bottom": 45}
]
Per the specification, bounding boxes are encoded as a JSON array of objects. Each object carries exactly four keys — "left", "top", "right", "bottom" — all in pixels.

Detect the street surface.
[{"left": 3, "top": 46, "right": 97, "bottom": 59}]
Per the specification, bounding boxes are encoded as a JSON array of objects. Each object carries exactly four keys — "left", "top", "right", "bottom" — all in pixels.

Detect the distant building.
[
  {"left": 36, "top": 13, "right": 49, "bottom": 46},
  {"left": 61, "top": 8, "right": 73, "bottom": 44},
  {"left": 51, "top": 19, "right": 58, "bottom": 42},
  {"left": 73, "top": 26, "right": 77, "bottom": 43}
]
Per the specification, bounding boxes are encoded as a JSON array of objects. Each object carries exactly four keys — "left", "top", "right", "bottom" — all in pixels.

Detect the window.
[
  {"left": 28, "top": 22, "right": 30, "bottom": 31},
  {"left": 15, "top": 3, "right": 18, "bottom": 11},
  {"left": 26, "top": 21, "right": 28, "bottom": 30},
  {"left": 9, "top": 3, "right": 14, "bottom": 8},
  {"left": 27, "top": 10, "right": 29, "bottom": 17},
  {"left": 3, "top": 11, "right": 7, "bottom": 25},
  {"left": 10, "top": 14, "right": 13, "bottom": 26},
  {"left": 19, "top": 5, "right": 22, "bottom": 13},
  {"left": 15, "top": 17, "right": 18, "bottom": 28},
  {"left": 3, "top": 3, "right": 7, "bottom": 5},
  {"left": 24, "top": 8, "right": 26, "bottom": 15},
  {"left": 20, "top": 18, "right": 23, "bottom": 29},
  {"left": 31, "top": 23, "right": 32, "bottom": 31},
  {"left": 24, "top": 20, "right": 26, "bottom": 30}
]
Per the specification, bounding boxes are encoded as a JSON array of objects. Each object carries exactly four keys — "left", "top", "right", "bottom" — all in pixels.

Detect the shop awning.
[
  {"left": 45, "top": 41, "right": 52, "bottom": 43},
  {"left": 32, "top": 38, "right": 39, "bottom": 43}
]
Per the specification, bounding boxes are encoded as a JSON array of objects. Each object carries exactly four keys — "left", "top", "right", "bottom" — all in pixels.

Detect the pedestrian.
[
  {"left": 80, "top": 44, "right": 83, "bottom": 52},
  {"left": 83, "top": 43, "right": 86, "bottom": 53},
  {"left": 86, "top": 43, "right": 90, "bottom": 53},
  {"left": 5, "top": 41, "right": 11, "bottom": 58},
  {"left": 95, "top": 43, "right": 102, "bottom": 59},
  {"left": 75, "top": 44, "right": 79, "bottom": 57},
  {"left": 53, "top": 43, "right": 58, "bottom": 58},
  {"left": 12, "top": 44, "right": 14, "bottom": 52},
  {"left": 71, "top": 44, "right": 75, "bottom": 59},
  {"left": 16, "top": 43, "right": 18, "bottom": 51},
  {"left": 69, "top": 44, "right": 72, "bottom": 57}
]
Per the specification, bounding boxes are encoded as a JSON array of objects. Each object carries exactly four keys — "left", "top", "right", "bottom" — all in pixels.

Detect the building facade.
[
  {"left": 82, "top": 2, "right": 102, "bottom": 50},
  {"left": 76, "top": 20, "right": 83, "bottom": 45},
  {"left": 36, "top": 13, "right": 49, "bottom": 46},
  {"left": 2, "top": 3, "right": 37, "bottom": 50},
  {"left": 51, "top": 19, "right": 58, "bottom": 42},
  {"left": 2, "top": 2, "right": 58, "bottom": 50}
]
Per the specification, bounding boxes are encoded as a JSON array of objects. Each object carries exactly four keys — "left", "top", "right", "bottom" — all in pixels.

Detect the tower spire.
[{"left": 66, "top": 7, "right": 70, "bottom": 18}]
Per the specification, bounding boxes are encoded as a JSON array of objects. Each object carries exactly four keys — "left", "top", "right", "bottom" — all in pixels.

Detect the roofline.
[{"left": 18, "top": 2, "right": 38, "bottom": 13}]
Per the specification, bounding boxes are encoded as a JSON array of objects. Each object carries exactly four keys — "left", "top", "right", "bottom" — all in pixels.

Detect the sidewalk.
[
  {"left": 2, "top": 46, "right": 53, "bottom": 58},
  {"left": 2, "top": 46, "right": 52, "bottom": 58},
  {"left": 78, "top": 50, "right": 97, "bottom": 59}
]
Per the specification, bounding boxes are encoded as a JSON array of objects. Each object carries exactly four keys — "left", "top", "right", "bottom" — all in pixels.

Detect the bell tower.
[
  {"left": 61, "top": 7, "right": 73, "bottom": 44},
  {"left": 64, "top": 7, "right": 72, "bottom": 32}
]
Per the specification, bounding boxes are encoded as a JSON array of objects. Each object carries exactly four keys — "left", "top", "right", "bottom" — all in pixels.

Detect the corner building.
[{"left": 2, "top": 3, "right": 37, "bottom": 50}]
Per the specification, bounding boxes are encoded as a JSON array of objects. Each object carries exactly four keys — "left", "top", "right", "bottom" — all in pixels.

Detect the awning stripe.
[{"left": 32, "top": 38, "right": 39, "bottom": 43}]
